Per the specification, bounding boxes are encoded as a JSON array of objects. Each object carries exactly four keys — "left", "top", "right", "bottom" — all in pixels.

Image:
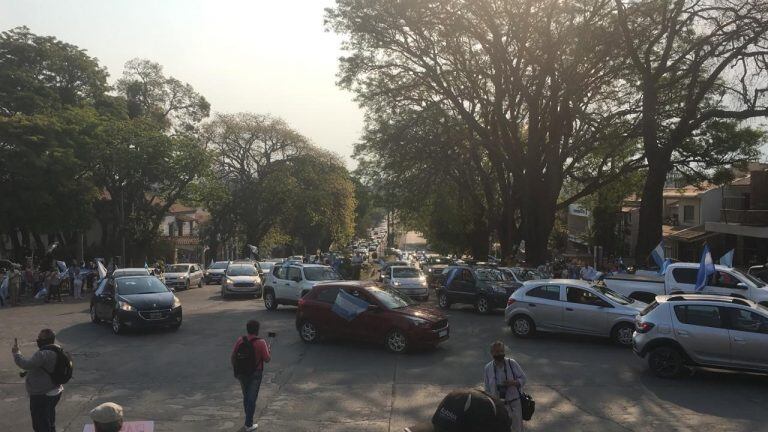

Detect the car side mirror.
[
  {"left": 367, "top": 304, "right": 380, "bottom": 311},
  {"left": 169, "top": 287, "right": 176, "bottom": 292},
  {"left": 736, "top": 282, "right": 748, "bottom": 290}
]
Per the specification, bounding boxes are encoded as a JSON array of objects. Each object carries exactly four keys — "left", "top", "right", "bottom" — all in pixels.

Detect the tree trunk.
[
  {"left": 634, "top": 161, "right": 668, "bottom": 264},
  {"left": 521, "top": 183, "right": 557, "bottom": 266}
]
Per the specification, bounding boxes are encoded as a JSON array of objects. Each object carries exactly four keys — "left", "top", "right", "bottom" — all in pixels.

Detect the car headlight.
[
  {"left": 393, "top": 280, "right": 401, "bottom": 286},
  {"left": 407, "top": 316, "right": 431, "bottom": 328},
  {"left": 172, "top": 295, "right": 181, "bottom": 308},
  {"left": 182, "top": 275, "right": 189, "bottom": 279},
  {"left": 225, "top": 278, "right": 234, "bottom": 285},
  {"left": 118, "top": 301, "right": 134, "bottom": 311}
]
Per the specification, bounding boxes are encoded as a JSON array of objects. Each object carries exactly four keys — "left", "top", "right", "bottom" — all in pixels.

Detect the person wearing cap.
[
  {"left": 90, "top": 402, "right": 124, "bottom": 432},
  {"left": 483, "top": 341, "right": 527, "bottom": 431},
  {"left": 405, "top": 388, "right": 511, "bottom": 432}
]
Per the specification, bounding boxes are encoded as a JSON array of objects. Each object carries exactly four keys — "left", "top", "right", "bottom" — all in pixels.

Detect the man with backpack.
[
  {"left": 231, "top": 320, "right": 271, "bottom": 431},
  {"left": 12, "top": 328, "right": 73, "bottom": 432}
]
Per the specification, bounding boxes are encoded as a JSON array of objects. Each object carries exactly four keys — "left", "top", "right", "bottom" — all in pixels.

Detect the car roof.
[
  {"left": 114, "top": 268, "right": 149, "bottom": 272},
  {"left": 522, "top": 279, "right": 593, "bottom": 288},
  {"left": 656, "top": 294, "right": 758, "bottom": 308},
  {"left": 171, "top": 263, "right": 195, "bottom": 266},
  {"left": 391, "top": 266, "right": 418, "bottom": 270},
  {"left": 312, "top": 280, "right": 378, "bottom": 290}
]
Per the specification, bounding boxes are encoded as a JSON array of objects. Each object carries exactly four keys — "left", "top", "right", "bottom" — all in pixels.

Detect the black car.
[
  {"left": 436, "top": 266, "right": 517, "bottom": 314},
  {"left": 90, "top": 275, "right": 182, "bottom": 334}
]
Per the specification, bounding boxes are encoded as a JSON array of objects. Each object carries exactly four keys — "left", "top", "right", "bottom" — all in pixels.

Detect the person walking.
[
  {"left": 484, "top": 341, "right": 527, "bottom": 432},
  {"left": 8, "top": 263, "right": 22, "bottom": 306},
  {"left": 12, "top": 329, "right": 65, "bottom": 432},
  {"left": 231, "top": 320, "right": 271, "bottom": 431},
  {"left": 90, "top": 402, "right": 124, "bottom": 432}
]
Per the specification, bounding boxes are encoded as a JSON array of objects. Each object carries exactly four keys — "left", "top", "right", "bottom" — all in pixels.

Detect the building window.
[
  {"left": 683, "top": 205, "right": 694, "bottom": 223},
  {"left": 168, "top": 223, "right": 176, "bottom": 237}
]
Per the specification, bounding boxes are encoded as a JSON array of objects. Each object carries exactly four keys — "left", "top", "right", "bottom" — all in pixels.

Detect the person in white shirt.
[{"left": 483, "top": 341, "right": 527, "bottom": 431}]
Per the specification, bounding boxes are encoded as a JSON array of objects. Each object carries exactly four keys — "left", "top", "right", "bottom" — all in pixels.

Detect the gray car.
[
  {"left": 633, "top": 294, "right": 768, "bottom": 378},
  {"left": 505, "top": 279, "right": 646, "bottom": 346},
  {"left": 221, "top": 262, "right": 263, "bottom": 299}
]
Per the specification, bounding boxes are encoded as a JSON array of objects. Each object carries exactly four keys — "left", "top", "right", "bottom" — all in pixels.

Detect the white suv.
[
  {"left": 263, "top": 264, "right": 342, "bottom": 310},
  {"left": 634, "top": 294, "right": 768, "bottom": 378}
]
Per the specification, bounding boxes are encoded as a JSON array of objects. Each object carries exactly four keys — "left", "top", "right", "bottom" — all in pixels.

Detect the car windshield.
[
  {"left": 117, "top": 277, "right": 169, "bottom": 295},
  {"left": 369, "top": 287, "right": 415, "bottom": 309},
  {"left": 475, "top": 268, "right": 505, "bottom": 282},
  {"left": 733, "top": 268, "right": 766, "bottom": 288},
  {"left": 515, "top": 269, "right": 544, "bottom": 281},
  {"left": 166, "top": 265, "right": 190, "bottom": 273},
  {"left": 210, "top": 262, "right": 229, "bottom": 269},
  {"left": 227, "top": 265, "right": 257, "bottom": 276},
  {"left": 304, "top": 267, "right": 341, "bottom": 281},
  {"left": 114, "top": 270, "right": 148, "bottom": 277},
  {"left": 393, "top": 267, "right": 421, "bottom": 278},
  {"left": 592, "top": 284, "right": 632, "bottom": 305}
]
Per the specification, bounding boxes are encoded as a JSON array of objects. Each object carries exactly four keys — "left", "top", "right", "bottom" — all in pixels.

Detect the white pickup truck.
[{"left": 603, "top": 262, "right": 768, "bottom": 306}]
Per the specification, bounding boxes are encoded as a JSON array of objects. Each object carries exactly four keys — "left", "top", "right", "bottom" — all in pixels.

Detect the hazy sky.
[{"left": 0, "top": 0, "right": 364, "bottom": 165}]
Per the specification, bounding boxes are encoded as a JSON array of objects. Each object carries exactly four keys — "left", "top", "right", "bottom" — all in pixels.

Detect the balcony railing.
[{"left": 720, "top": 209, "right": 768, "bottom": 226}]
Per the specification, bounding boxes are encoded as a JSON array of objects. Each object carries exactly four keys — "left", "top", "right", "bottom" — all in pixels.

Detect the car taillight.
[
  {"left": 507, "top": 298, "right": 516, "bottom": 306},
  {"left": 635, "top": 321, "right": 655, "bottom": 333},
  {"left": 298, "top": 298, "right": 305, "bottom": 308}
]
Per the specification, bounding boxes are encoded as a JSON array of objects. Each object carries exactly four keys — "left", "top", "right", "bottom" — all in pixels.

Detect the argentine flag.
[
  {"left": 719, "top": 249, "right": 734, "bottom": 268},
  {"left": 650, "top": 241, "right": 665, "bottom": 269},
  {"left": 331, "top": 289, "right": 370, "bottom": 321},
  {"left": 444, "top": 267, "right": 459, "bottom": 289},
  {"left": 695, "top": 245, "right": 716, "bottom": 292}
]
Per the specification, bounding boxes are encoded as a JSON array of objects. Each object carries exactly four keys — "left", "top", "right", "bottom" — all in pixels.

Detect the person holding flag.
[{"left": 695, "top": 244, "right": 716, "bottom": 292}]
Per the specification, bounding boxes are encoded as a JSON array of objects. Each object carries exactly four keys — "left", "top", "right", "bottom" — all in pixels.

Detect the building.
[{"left": 160, "top": 204, "right": 210, "bottom": 264}]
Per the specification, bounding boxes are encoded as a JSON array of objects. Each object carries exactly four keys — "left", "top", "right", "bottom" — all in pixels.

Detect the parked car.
[
  {"left": 90, "top": 275, "right": 182, "bottom": 334},
  {"left": 505, "top": 280, "right": 646, "bottom": 346},
  {"left": 379, "top": 261, "right": 410, "bottom": 281},
  {"left": 499, "top": 267, "right": 546, "bottom": 284},
  {"left": 163, "top": 263, "right": 204, "bottom": 291},
  {"left": 112, "top": 268, "right": 151, "bottom": 278},
  {"left": 204, "top": 261, "right": 230, "bottom": 284},
  {"left": 426, "top": 265, "right": 449, "bottom": 290},
  {"left": 263, "top": 263, "right": 342, "bottom": 310},
  {"left": 634, "top": 294, "right": 768, "bottom": 378},
  {"left": 604, "top": 262, "right": 768, "bottom": 306},
  {"left": 382, "top": 266, "right": 429, "bottom": 300},
  {"left": 219, "top": 262, "right": 263, "bottom": 298},
  {"left": 295, "top": 281, "right": 449, "bottom": 353},
  {"left": 437, "top": 267, "right": 517, "bottom": 313}
]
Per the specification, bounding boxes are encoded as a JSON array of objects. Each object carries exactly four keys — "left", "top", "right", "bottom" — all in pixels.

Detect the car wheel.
[
  {"left": 299, "top": 321, "right": 319, "bottom": 343},
  {"left": 511, "top": 315, "right": 535, "bottom": 338},
  {"left": 438, "top": 293, "right": 450, "bottom": 309},
  {"left": 648, "top": 346, "right": 685, "bottom": 378},
  {"left": 475, "top": 296, "right": 490, "bottom": 314},
  {"left": 264, "top": 291, "right": 278, "bottom": 311},
  {"left": 612, "top": 323, "right": 635, "bottom": 347},
  {"left": 198, "top": 279, "right": 203, "bottom": 288},
  {"left": 90, "top": 305, "right": 100, "bottom": 323},
  {"left": 111, "top": 315, "right": 123, "bottom": 335},
  {"left": 385, "top": 329, "right": 408, "bottom": 353}
]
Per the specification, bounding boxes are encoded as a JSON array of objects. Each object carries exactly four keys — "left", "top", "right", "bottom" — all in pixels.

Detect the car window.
[
  {"left": 210, "top": 262, "right": 229, "bottom": 269},
  {"left": 273, "top": 266, "right": 286, "bottom": 280},
  {"left": 726, "top": 308, "right": 768, "bottom": 334},
  {"left": 316, "top": 287, "right": 341, "bottom": 304},
  {"left": 367, "top": 287, "right": 414, "bottom": 309},
  {"left": 227, "top": 265, "right": 257, "bottom": 276},
  {"left": 526, "top": 285, "right": 561, "bottom": 301},
  {"left": 566, "top": 287, "right": 608, "bottom": 307},
  {"left": 674, "top": 305, "right": 723, "bottom": 328},
  {"left": 287, "top": 267, "right": 302, "bottom": 281},
  {"left": 303, "top": 267, "right": 341, "bottom": 281},
  {"left": 166, "top": 265, "right": 189, "bottom": 273},
  {"left": 392, "top": 267, "right": 420, "bottom": 278},
  {"left": 190, "top": 265, "right": 198, "bottom": 273},
  {"left": 116, "top": 277, "right": 168, "bottom": 295},
  {"left": 711, "top": 271, "right": 742, "bottom": 289},
  {"left": 461, "top": 269, "right": 473, "bottom": 281},
  {"left": 672, "top": 268, "right": 698, "bottom": 285}
]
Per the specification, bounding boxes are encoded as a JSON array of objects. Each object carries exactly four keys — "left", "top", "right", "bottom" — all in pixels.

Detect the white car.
[
  {"left": 383, "top": 266, "right": 429, "bottom": 300},
  {"left": 163, "top": 263, "right": 204, "bottom": 291},
  {"left": 263, "top": 263, "right": 342, "bottom": 310}
]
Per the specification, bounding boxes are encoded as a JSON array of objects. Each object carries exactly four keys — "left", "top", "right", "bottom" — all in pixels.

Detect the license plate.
[
  {"left": 149, "top": 313, "right": 162, "bottom": 319},
  {"left": 439, "top": 329, "right": 448, "bottom": 337}
]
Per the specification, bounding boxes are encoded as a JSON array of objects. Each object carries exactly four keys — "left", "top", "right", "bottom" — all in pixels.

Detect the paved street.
[{"left": 2, "top": 284, "right": 768, "bottom": 432}]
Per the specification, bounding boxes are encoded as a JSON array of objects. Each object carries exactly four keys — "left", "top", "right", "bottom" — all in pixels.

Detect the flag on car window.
[
  {"left": 444, "top": 268, "right": 459, "bottom": 289},
  {"left": 695, "top": 244, "right": 715, "bottom": 292},
  {"left": 331, "top": 289, "right": 370, "bottom": 321},
  {"left": 719, "top": 249, "right": 734, "bottom": 268}
]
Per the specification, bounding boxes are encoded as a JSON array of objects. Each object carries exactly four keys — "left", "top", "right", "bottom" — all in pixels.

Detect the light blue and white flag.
[
  {"left": 650, "top": 241, "right": 665, "bottom": 269},
  {"left": 660, "top": 258, "right": 673, "bottom": 275},
  {"left": 695, "top": 245, "right": 716, "bottom": 292},
  {"left": 719, "top": 249, "right": 734, "bottom": 268},
  {"left": 444, "top": 267, "right": 459, "bottom": 289},
  {"left": 331, "top": 289, "right": 370, "bottom": 321},
  {"left": 144, "top": 261, "right": 149, "bottom": 270},
  {"left": 56, "top": 260, "right": 67, "bottom": 273}
]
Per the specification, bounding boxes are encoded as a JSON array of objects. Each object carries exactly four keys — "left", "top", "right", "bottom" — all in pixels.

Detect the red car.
[{"left": 296, "top": 281, "right": 449, "bottom": 353}]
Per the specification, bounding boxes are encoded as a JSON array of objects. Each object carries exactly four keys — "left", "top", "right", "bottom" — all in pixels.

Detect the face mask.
[{"left": 493, "top": 354, "right": 505, "bottom": 362}]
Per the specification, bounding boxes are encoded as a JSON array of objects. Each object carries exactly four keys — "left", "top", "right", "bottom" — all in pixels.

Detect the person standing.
[
  {"left": 45, "top": 262, "right": 62, "bottom": 303},
  {"left": 231, "top": 320, "right": 271, "bottom": 431},
  {"left": 8, "top": 264, "right": 22, "bottom": 306},
  {"left": 12, "top": 329, "right": 65, "bottom": 432},
  {"left": 484, "top": 341, "right": 527, "bottom": 432}
]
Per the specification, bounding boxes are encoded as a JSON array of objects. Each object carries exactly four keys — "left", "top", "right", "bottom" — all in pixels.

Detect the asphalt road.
[{"left": 1, "top": 284, "right": 767, "bottom": 432}]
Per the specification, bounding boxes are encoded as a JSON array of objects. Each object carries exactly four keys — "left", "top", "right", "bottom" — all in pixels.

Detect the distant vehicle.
[
  {"left": 164, "top": 263, "right": 204, "bottom": 291},
  {"left": 748, "top": 264, "right": 768, "bottom": 284},
  {"left": 379, "top": 261, "right": 410, "bottom": 281},
  {"left": 258, "top": 261, "right": 277, "bottom": 276},
  {"left": 603, "top": 263, "right": 768, "bottom": 306},
  {"left": 112, "top": 268, "right": 151, "bottom": 278},
  {"left": 221, "top": 262, "right": 263, "bottom": 299},
  {"left": 204, "top": 261, "right": 230, "bottom": 284},
  {"left": 634, "top": 294, "right": 768, "bottom": 378},
  {"left": 499, "top": 267, "right": 546, "bottom": 284},
  {"left": 90, "top": 275, "right": 182, "bottom": 334},
  {"left": 437, "top": 267, "right": 517, "bottom": 314},
  {"left": 506, "top": 280, "right": 645, "bottom": 346},
  {"left": 263, "top": 263, "right": 342, "bottom": 311},
  {"left": 296, "top": 281, "right": 449, "bottom": 353},
  {"left": 382, "top": 266, "right": 429, "bottom": 301},
  {"left": 426, "top": 265, "right": 450, "bottom": 290}
]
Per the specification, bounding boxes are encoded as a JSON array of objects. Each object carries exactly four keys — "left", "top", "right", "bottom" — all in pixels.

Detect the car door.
[
  {"left": 457, "top": 269, "right": 477, "bottom": 303},
  {"left": 445, "top": 268, "right": 463, "bottom": 299},
  {"left": 671, "top": 304, "right": 732, "bottom": 366},
  {"left": 96, "top": 279, "right": 116, "bottom": 319},
  {"left": 286, "top": 267, "right": 303, "bottom": 301},
  {"left": 563, "top": 287, "right": 610, "bottom": 335},
  {"left": 343, "top": 288, "right": 382, "bottom": 341},
  {"left": 310, "top": 286, "right": 351, "bottom": 338},
  {"left": 522, "top": 284, "right": 564, "bottom": 330},
  {"left": 724, "top": 307, "right": 768, "bottom": 370},
  {"left": 703, "top": 271, "right": 749, "bottom": 298}
]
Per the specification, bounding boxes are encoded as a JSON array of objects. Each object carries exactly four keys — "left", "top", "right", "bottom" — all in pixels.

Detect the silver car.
[
  {"left": 633, "top": 294, "right": 768, "bottom": 378},
  {"left": 221, "top": 262, "right": 263, "bottom": 299},
  {"left": 505, "top": 279, "right": 646, "bottom": 346},
  {"left": 163, "top": 263, "right": 204, "bottom": 291},
  {"left": 383, "top": 266, "right": 429, "bottom": 300}
]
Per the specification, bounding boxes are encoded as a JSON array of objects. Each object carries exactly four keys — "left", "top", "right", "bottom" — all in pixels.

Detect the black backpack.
[
  {"left": 41, "top": 345, "right": 74, "bottom": 385},
  {"left": 233, "top": 336, "right": 260, "bottom": 377}
]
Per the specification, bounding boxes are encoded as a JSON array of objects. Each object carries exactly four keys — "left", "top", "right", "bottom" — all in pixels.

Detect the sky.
[{"left": 0, "top": 0, "right": 364, "bottom": 166}]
